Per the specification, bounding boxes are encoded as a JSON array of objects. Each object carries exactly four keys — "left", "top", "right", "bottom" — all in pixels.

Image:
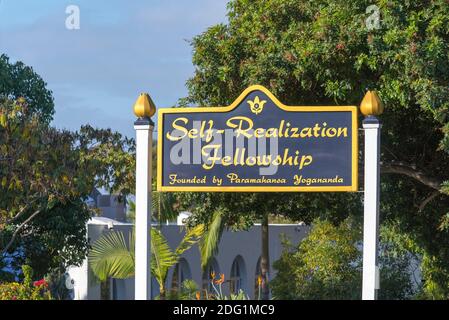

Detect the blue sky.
[{"left": 0, "top": 0, "right": 228, "bottom": 137}]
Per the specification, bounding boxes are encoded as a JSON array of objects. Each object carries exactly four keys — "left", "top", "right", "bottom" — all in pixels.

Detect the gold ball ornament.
[
  {"left": 133, "top": 93, "right": 156, "bottom": 118},
  {"left": 360, "top": 90, "right": 384, "bottom": 116}
]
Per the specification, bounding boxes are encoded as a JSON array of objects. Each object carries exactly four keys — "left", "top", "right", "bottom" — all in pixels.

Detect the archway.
[{"left": 230, "top": 255, "right": 247, "bottom": 294}]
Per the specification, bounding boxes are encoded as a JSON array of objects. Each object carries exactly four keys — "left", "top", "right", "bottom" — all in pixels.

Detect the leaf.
[
  {"left": 47, "top": 194, "right": 57, "bottom": 210},
  {"left": 0, "top": 113, "right": 6, "bottom": 128},
  {"left": 150, "top": 228, "right": 178, "bottom": 287},
  {"left": 199, "top": 210, "right": 224, "bottom": 270},
  {"left": 87, "top": 224, "right": 200, "bottom": 295},
  {"left": 176, "top": 224, "right": 204, "bottom": 256},
  {"left": 88, "top": 230, "right": 135, "bottom": 282}
]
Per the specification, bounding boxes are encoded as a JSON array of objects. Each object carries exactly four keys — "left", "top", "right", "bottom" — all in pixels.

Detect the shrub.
[
  {"left": 271, "top": 218, "right": 416, "bottom": 300},
  {"left": 0, "top": 265, "right": 52, "bottom": 300}
]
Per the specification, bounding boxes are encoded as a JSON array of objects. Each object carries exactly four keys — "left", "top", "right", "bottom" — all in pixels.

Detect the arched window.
[
  {"left": 171, "top": 258, "right": 192, "bottom": 292},
  {"left": 230, "top": 255, "right": 247, "bottom": 294},
  {"left": 254, "top": 256, "right": 270, "bottom": 299},
  {"left": 202, "top": 258, "right": 220, "bottom": 293}
]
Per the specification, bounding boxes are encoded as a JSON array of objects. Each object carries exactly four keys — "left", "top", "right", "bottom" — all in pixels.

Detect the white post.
[
  {"left": 362, "top": 116, "right": 381, "bottom": 300},
  {"left": 134, "top": 118, "right": 153, "bottom": 300}
]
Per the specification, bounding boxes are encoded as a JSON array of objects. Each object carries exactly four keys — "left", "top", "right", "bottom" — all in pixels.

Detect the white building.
[{"left": 68, "top": 194, "right": 309, "bottom": 300}]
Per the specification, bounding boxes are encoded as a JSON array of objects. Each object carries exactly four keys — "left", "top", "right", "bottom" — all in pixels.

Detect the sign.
[{"left": 157, "top": 85, "right": 358, "bottom": 192}]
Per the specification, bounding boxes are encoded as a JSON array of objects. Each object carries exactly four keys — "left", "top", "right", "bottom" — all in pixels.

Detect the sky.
[{"left": 0, "top": 0, "right": 228, "bottom": 137}]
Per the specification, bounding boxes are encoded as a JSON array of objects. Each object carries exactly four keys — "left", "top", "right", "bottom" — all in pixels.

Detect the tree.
[
  {"left": 0, "top": 54, "right": 54, "bottom": 123},
  {"left": 177, "top": 176, "right": 361, "bottom": 299},
  {"left": 89, "top": 205, "right": 224, "bottom": 299},
  {"left": 0, "top": 97, "right": 136, "bottom": 278},
  {"left": 180, "top": 0, "right": 449, "bottom": 298},
  {"left": 89, "top": 226, "right": 203, "bottom": 299},
  {"left": 271, "top": 218, "right": 416, "bottom": 299}
]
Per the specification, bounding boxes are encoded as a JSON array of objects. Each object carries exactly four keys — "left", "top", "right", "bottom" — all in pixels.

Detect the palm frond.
[
  {"left": 176, "top": 224, "right": 204, "bottom": 256},
  {"left": 89, "top": 230, "right": 135, "bottom": 281},
  {"left": 150, "top": 228, "right": 178, "bottom": 286},
  {"left": 88, "top": 222, "right": 200, "bottom": 294},
  {"left": 199, "top": 210, "right": 224, "bottom": 270}
]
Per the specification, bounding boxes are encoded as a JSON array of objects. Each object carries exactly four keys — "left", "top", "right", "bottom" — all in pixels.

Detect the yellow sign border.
[{"left": 157, "top": 85, "right": 358, "bottom": 192}]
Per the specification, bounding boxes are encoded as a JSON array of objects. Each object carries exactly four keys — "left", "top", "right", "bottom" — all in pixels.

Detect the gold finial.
[
  {"left": 360, "top": 90, "right": 384, "bottom": 116},
  {"left": 133, "top": 93, "right": 156, "bottom": 118}
]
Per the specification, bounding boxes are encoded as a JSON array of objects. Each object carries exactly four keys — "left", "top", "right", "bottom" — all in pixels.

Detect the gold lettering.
[
  {"left": 290, "top": 127, "right": 299, "bottom": 138},
  {"left": 266, "top": 128, "right": 278, "bottom": 138},
  {"left": 188, "top": 128, "right": 198, "bottom": 138},
  {"left": 201, "top": 144, "right": 221, "bottom": 170},
  {"left": 166, "top": 117, "right": 188, "bottom": 141},
  {"left": 326, "top": 128, "right": 337, "bottom": 137},
  {"left": 337, "top": 127, "right": 348, "bottom": 137},
  {"left": 300, "top": 127, "right": 312, "bottom": 138},
  {"left": 299, "top": 155, "right": 313, "bottom": 169},
  {"left": 222, "top": 155, "right": 232, "bottom": 166},
  {"left": 254, "top": 128, "right": 265, "bottom": 138},
  {"left": 226, "top": 116, "right": 253, "bottom": 138}
]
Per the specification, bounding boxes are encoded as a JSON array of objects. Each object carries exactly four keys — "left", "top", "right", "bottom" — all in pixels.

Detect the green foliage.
[
  {"left": 152, "top": 191, "right": 179, "bottom": 223},
  {"left": 196, "top": 273, "right": 249, "bottom": 300},
  {"left": 271, "top": 219, "right": 362, "bottom": 299},
  {"left": 12, "top": 201, "right": 91, "bottom": 278},
  {"left": 0, "top": 98, "right": 91, "bottom": 276},
  {"left": 44, "top": 268, "right": 72, "bottom": 300},
  {"left": 0, "top": 54, "right": 54, "bottom": 123},
  {"left": 377, "top": 220, "right": 420, "bottom": 299},
  {"left": 150, "top": 228, "right": 180, "bottom": 296},
  {"left": 89, "top": 226, "right": 203, "bottom": 298},
  {"left": 176, "top": 224, "right": 204, "bottom": 256},
  {"left": 178, "top": 191, "right": 357, "bottom": 233},
  {"left": 166, "top": 278, "right": 249, "bottom": 300},
  {"left": 127, "top": 191, "right": 179, "bottom": 224},
  {"left": 166, "top": 279, "right": 199, "bottom": 300},
  {"left": 0, "top": 95, "right": 135, "bottom": 278},
  {"left": 271, "top": 219, "right": 416, "bottom": 299},
  {"left": 227, "top": 289, "right": 250, "bottom": 300},
  {"left": 89, "top": 230, "right": 135, "bottom": 282},
  {"left": 0, "top": 55, "right": 136, "bottom": 277},
  {"left": 418, "top": 252, "right": 449, "bottom": 299},
  {"left": 183, "top": 0, "right": 449, "bottom": 298},
  {"left": 198, "top": 210, "right": 224, "bottom": 270},
  {"left": 0, "top": 265, "right": 52, "bottom": 300},
  {"left": 75, "top": 125, "right": 136, "bottom": 197}
]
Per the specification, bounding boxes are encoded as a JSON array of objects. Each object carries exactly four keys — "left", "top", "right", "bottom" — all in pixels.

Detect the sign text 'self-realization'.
[{"left": 166, "top": 117, "right": 348, "bottom": 171}]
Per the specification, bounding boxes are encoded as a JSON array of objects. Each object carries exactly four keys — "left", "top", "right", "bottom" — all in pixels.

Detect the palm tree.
[
  {"left": 89, "top": 224, "right": 203, "bottom": 299},
  {"left": 129, "top": 193, "right": 225, "bottom": 271},
  {"left": 90, "top": 189, "right": 225, "bottom": 299}
]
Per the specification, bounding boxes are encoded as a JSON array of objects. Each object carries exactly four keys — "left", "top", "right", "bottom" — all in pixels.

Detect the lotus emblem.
[{"left": 247, "top": 96, "right": 266, "bottom": 115}]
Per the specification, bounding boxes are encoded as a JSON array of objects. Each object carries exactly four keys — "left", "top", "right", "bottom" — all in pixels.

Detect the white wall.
[{"left": 71, "top": 219, "right": 309, "bottom": 300}]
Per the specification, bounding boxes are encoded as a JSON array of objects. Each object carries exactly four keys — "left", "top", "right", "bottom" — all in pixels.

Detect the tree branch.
[
  {"left": 381, "top": 162, "right": 442, "bottom": 191},
  {"left": 4, "top": 198, "right": 39, "bottom": 225},
  {"left": 418, "top": 190, "right": 440, "bottom": 212},
  {"left": 1, "top": 209, "right": 41, "bottom": 255}
]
